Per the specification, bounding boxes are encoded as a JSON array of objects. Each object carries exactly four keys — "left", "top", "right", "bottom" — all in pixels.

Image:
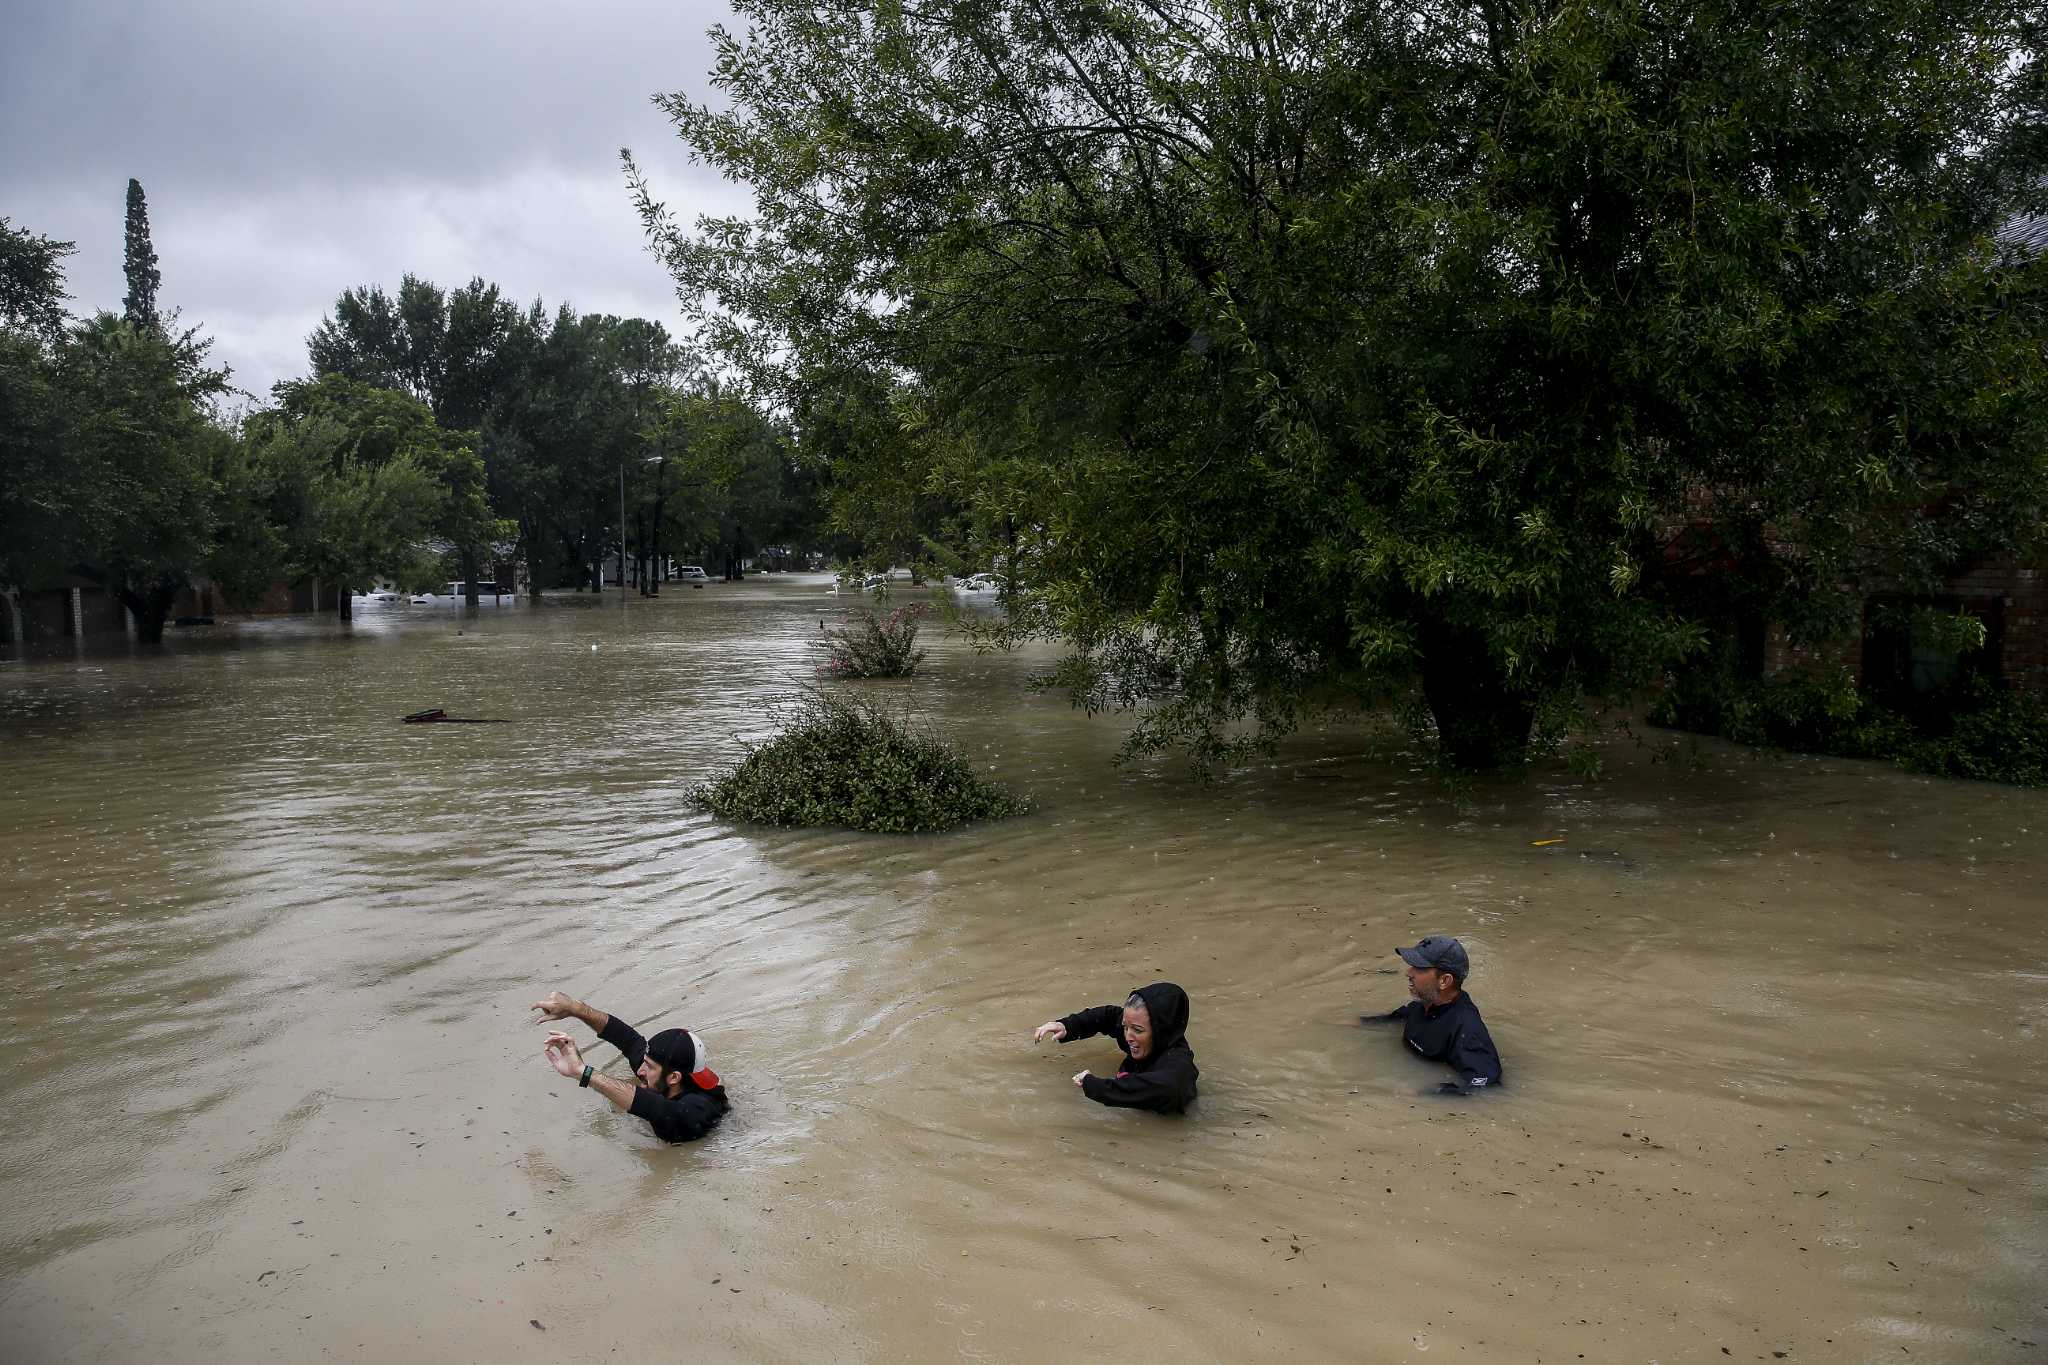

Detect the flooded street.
[{"left": 1, "top": 576, "right": 2043, "bottom": 1363}]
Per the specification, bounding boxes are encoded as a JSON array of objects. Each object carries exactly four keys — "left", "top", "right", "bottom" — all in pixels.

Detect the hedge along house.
[{"left": 1653, "top": 207, "right": 2048, "bottom": 716}]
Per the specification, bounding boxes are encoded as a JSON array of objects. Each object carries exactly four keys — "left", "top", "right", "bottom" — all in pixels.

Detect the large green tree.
[
  {"left": 3, "top": 215, "right": 252, "bottom": 644},
  {"left": 634, "top": 376, "right": 830, "bottom": 585},
  {"left": 50, "top": 315, "right": 234, "bottom": 641},
  {"left": 0, "top": 220, "right": 78, "bottom": 609},
  {"left": 243, "top": 376, "right": 469, "bottom": 617},
  {"left": 308, "top": 276, "right": 524, "bottom": 603},
  {"left": 631, "top": 0, "right": 2048, "bottom": 770}
]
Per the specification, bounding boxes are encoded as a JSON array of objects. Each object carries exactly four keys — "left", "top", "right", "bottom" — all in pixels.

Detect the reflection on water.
[{"left": 2, "top": 577, "right": 2044, "bottom": 1362}]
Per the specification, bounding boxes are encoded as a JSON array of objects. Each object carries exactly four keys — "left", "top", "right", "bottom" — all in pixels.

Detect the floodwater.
[{"left": 0, "top": 576, "right": 2042, "bottom": 1364}]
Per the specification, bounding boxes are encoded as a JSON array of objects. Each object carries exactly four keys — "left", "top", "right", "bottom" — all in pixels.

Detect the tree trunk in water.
[
  {"left": 1002, "top": 513, "right": 1019, "bottom": 602},
  {"left": 462, "top": 547, "right": 480, "bottom": 608},
  {"left": 1415, "top": 613, "right": 1536, "bottom": 771},
  {"left": 338, "top": 583, "right": 352, "bottom": 622},
  {"left": 118, "top": 580, "right": 177, "bottom": 645}
]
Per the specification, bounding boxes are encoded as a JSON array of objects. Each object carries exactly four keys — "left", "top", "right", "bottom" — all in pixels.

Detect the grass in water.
[{"left": 692, "top": 690, "right": 1025, "bottom": 833}]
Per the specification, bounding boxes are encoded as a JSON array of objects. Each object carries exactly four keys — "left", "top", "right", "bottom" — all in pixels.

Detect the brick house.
[{"left": 1671, "top": 208, "right": 2048, "bottom": 705}]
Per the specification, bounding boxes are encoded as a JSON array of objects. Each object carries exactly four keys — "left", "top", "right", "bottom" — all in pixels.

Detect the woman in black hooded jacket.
[{"left": 1032, "top": 981, "right": 1198, "bottom": 1114}]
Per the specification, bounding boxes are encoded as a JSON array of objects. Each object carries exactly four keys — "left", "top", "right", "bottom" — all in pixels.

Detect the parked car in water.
[
  {"left": 675, "top": 565, "right": 711, "bottom": 583},
  {"left": 953, "top": 572, "right": 1007, "bottom": 593}
]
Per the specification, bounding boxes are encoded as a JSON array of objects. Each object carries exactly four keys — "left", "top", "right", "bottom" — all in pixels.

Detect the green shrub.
[
  {"left": 1650, "top": 666, "right": 2047, "bottom": 787},
  {"left": 1897, "top": 687, "right": 2048, "bottom": 786},
  {"left": 691, "top": 690, "right": 1025, "bottom": 832},
  {"left": 818, "top": 604, "right": 928, "bottom": 678}
]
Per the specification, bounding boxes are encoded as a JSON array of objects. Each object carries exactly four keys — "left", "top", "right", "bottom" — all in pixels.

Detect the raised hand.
[
  {"left": 543, "top": 1031, "right": 585, "bottom": 1080},
  {"left": 532, "top": 990, "right": 578, "bottom": 1024},
  {"left": 1033, "top": 1020, "right": 1066, "bottom": 1043}
]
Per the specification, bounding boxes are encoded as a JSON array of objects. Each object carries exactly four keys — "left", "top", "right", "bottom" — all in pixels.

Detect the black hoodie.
[{"left": 1058, "top": 982, "right": 1199, "bottom": 1114}]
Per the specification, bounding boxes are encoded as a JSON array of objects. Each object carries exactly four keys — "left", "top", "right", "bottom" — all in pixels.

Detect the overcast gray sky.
[{"left": 1, "top": 0, "right": 746, "bottom": 399}]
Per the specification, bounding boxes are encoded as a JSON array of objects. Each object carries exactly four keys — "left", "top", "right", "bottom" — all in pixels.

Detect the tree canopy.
[
  {"left": 309, "top": 276, "right": 830, "bottom": 594},
  {"left": 0, "top": 218, "right": 75, "bottom": 342},
  {"left": 239, "top": 376, "right": 466, "bottom": 601},
  {"left": 631, "top": 0, "right": 2048, "bottom": 769}
]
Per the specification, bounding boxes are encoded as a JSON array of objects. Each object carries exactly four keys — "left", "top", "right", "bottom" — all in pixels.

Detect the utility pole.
[{"left": 619, "top": 459, "right": 628, "bottom": 604}]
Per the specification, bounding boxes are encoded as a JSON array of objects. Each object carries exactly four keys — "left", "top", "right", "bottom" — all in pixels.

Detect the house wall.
[
  {"left": 1760, "top": 557, "right": 2046, "bottom": 694},
  {"left": 3, "top": 576, "right": 363, "bottom": 647},
  {"left": 1952, "top": 560, "right": 2047, "bottom": 693},
  {"left": 1764, "top": 624, "right": 1858, "bottom": 683},
  {"left": 210, "top": 580, "right": 338, "bottom": 616},
  {"left": 15, "top": 589, "right": 72, "bottom": 641}
]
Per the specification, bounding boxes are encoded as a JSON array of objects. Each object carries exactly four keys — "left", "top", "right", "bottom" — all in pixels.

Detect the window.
[{"left": 1862, "top": 595, "right": 2003, "bottom": 706}]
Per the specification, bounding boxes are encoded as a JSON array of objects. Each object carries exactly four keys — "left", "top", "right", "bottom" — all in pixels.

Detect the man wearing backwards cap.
[
  {"left": 533, "top": 989, "right": 729, "bottom": 1143},
  {"left": 1361, "top": 936, "right": 1503, "bottom": 1096}
]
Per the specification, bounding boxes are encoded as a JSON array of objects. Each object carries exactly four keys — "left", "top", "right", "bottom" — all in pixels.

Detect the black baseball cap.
[
  {"left": 1396, "top": 935, "right": 1470, "bottom": 979},
  {"left": 645, "top": 1028, "right": 720, "bottom": 1090}
]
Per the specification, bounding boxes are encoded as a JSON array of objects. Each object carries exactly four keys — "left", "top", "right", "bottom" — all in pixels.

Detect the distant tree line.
[
  {"left": 0, "top": 182, "right": 835, "bottom": 643},
  {"left": 305, "top": 274, "right": 833, "bottom": 600}
]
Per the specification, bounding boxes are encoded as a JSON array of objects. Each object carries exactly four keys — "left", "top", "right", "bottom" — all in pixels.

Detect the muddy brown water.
[{"left": 1, "top": 576, "right": 2042, "bottom": 1363}]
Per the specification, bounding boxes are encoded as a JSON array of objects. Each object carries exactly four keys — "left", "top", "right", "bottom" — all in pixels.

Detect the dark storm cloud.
[{"left": 1, "top": 0, "right": 746, "bottom": 398}]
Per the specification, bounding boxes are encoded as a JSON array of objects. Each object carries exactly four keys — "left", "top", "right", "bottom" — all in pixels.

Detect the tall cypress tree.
[{"left": 121, "top": 178, "right": 160, "bottom": 332}]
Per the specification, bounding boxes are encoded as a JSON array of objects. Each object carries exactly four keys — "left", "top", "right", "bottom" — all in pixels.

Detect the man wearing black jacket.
[
  {"left": 1363, "top": 936, "right": 1504, "bottom": 1096},
  {"left": 534, "top": 989, "right": 729, "bottom": 1143},
  {"left": 1033, "top": 981, "right": 1199, "bottom": 1114}
]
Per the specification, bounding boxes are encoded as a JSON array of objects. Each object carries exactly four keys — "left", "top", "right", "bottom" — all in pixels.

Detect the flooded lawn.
[{"left": 1, "top": 576, "right": 2043, "bottom": 1361}]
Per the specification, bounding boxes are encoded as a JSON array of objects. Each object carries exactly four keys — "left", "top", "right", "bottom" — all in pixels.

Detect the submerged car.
[{"left": 675, "top": 565, "right": 711, "bottom": 583}]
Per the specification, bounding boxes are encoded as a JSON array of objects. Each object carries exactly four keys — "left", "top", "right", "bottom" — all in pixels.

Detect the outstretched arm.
[
  {"left": 535, "top": 990, "right": 646, "bottom": 1067},
  {"left": 1053, "top": 1005, "right": 1125, "bottom": 1043}
]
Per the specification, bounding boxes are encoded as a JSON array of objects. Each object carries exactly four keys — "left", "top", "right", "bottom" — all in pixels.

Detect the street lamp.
[{"left": 620, "top": 452, "right": 664, "bottom": 603}]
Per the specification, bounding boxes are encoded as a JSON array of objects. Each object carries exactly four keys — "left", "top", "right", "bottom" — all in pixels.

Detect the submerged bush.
[
  {"left": 691, "top": 690, "right": 1024, "bottom": 832},
  {"left": 818, "top": 605, "right": 928, "bottom": 678},
  {"left": 1650, "top": 667, "right": 2047, "bottom": 787}
]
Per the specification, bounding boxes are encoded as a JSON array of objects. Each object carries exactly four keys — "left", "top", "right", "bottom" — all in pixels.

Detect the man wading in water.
[
  {"left": 1362, "top": 936, "right": 1503, "bottom": 1096},
  {"left": 1033, "top": 982, "right": 1198, "bottom": 1114},
  {"left": 534, "top": 990, "right": 729, "bottom": 1142}
]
